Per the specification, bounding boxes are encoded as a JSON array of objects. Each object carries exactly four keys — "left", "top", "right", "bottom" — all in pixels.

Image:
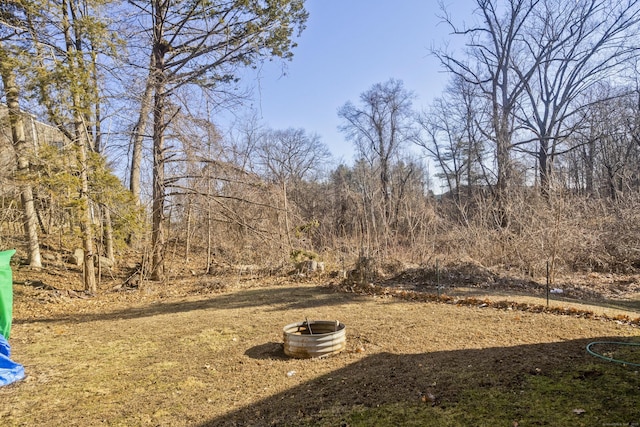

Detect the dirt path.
[{"left": 1, "top": 278, "right": 638, "bottom": 426}]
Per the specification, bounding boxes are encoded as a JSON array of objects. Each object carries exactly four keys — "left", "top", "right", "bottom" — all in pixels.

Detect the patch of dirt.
[{"left": 0, "top": 261, "right": 639, "bottom": 426}]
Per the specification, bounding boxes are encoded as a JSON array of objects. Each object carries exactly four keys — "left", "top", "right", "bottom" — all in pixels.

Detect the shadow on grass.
[
  {"left": 14, "top": 285, "right": 363, "bottom": 325},
  {"left": 203, "top": 337, "right": 640, "bottom": 427},
  {"left": 244, "top": 342, "right": 289, "bottom": 360}
]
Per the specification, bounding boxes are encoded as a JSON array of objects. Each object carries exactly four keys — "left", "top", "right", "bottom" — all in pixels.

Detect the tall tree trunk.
[
  {"left": 185, "top": 200, "right": 191, "bottom": 262},
  {"left": 283, "top": 180, "right": 292, "bottom": 251},
  {"left": 62, "top": 0, "right": 96, "bottom": 293},
  {"left": 150, "top": 5, "right": 167, "bottom": 280},
  {"left": 102, "top": 205, "right": 114, "bottom": 262},
  {"left": 538, "top": 141, "right": 549, "bottom": 197},
  {"left": 205, "top": 193, "right": 212, "bottom": 274},
  {"left": 150, "top": 86, "right": 166, "bottom": 281},
  {"left": 90, "top": 49, "right": 101, "bottom": 153},
  {"left": 495, "top": 110, "right": 513, "bottom": 228},
  {"left": 77, "top": 122, "right": 96, "bottom": 293},
  {"left": 584, "top": 138, "right": 595, "bottom": 195},
  {"left": 76, "top": 113, "right": 96, "bottom": 293},
  {"left": 130, "top": 60, "right": 155, "bottom": 204},
  {"left": 0, "top": 48, "right": 42, "bottom": 268}
]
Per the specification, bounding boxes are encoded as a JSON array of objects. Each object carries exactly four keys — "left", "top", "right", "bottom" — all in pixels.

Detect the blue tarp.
[{"left": 0, "top": 334, "right": 24, "bottom": 386}]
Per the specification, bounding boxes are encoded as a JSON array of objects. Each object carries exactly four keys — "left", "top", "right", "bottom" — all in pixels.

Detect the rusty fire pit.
[{"left": 282, "top": 320, "right": 346, "bottom": 359}]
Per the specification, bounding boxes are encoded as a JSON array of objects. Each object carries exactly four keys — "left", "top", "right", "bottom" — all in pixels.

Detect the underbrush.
[{"left": 425, "top": 193, "right": 640, "bottom": 276}]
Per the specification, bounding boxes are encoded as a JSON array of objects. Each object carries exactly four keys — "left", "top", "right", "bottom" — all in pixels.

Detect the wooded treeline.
[{"left": 2, "top": 0, "right": 640, "bottom": 291}]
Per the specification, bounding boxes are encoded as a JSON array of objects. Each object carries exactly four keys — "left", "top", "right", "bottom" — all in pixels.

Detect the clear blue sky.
[{"left": 238, "top": 0, "right": 469, "bottom": 163}]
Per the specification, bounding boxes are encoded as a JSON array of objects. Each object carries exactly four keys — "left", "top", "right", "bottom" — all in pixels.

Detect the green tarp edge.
[{"left": 0, "top": 249, "right": 16, "bottom": 340}]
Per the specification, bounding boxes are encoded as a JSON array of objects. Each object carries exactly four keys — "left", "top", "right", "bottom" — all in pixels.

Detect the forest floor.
[{"left": 1, "top": 258, "right": 640, "bottom": 426}]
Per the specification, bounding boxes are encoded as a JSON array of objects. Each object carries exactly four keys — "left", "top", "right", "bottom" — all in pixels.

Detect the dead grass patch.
[{"left": 0, "top": 267, "right": 639, "bottom": 426}]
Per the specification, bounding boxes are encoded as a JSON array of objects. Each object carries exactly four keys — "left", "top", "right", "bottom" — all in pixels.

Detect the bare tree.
[
  {"left": 135, "top": 0, "right": 308, "bottom": 280},
  {"left": 251, "top": 127, "right": 331, "bottom": 250},
  {"left": 437, "top": 0, "right": 553, "bottom": 224},
  {"left": 415, "top": 75, "right": 488, "bottom": 203},
  {"left": 567, "top": 85, "right": 640, "bottom": 198},
  {"left": 255, "top": 128, "right": 331, "bottom": 186},
  {"left": 338, "top": 79, "right": 416, "bottom": 234},
  {"left": 516, "top": 0, "right": 640, "bottom": 194}
]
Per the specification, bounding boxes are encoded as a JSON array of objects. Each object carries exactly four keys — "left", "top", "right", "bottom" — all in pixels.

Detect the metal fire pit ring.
[{"left": 283, "top": 320, "right": 346, "bottom": 359}]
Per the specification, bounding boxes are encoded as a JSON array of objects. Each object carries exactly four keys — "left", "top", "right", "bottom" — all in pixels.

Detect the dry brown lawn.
[{"left": 0, "top": 266, "right": 639, "bottom": 426}]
